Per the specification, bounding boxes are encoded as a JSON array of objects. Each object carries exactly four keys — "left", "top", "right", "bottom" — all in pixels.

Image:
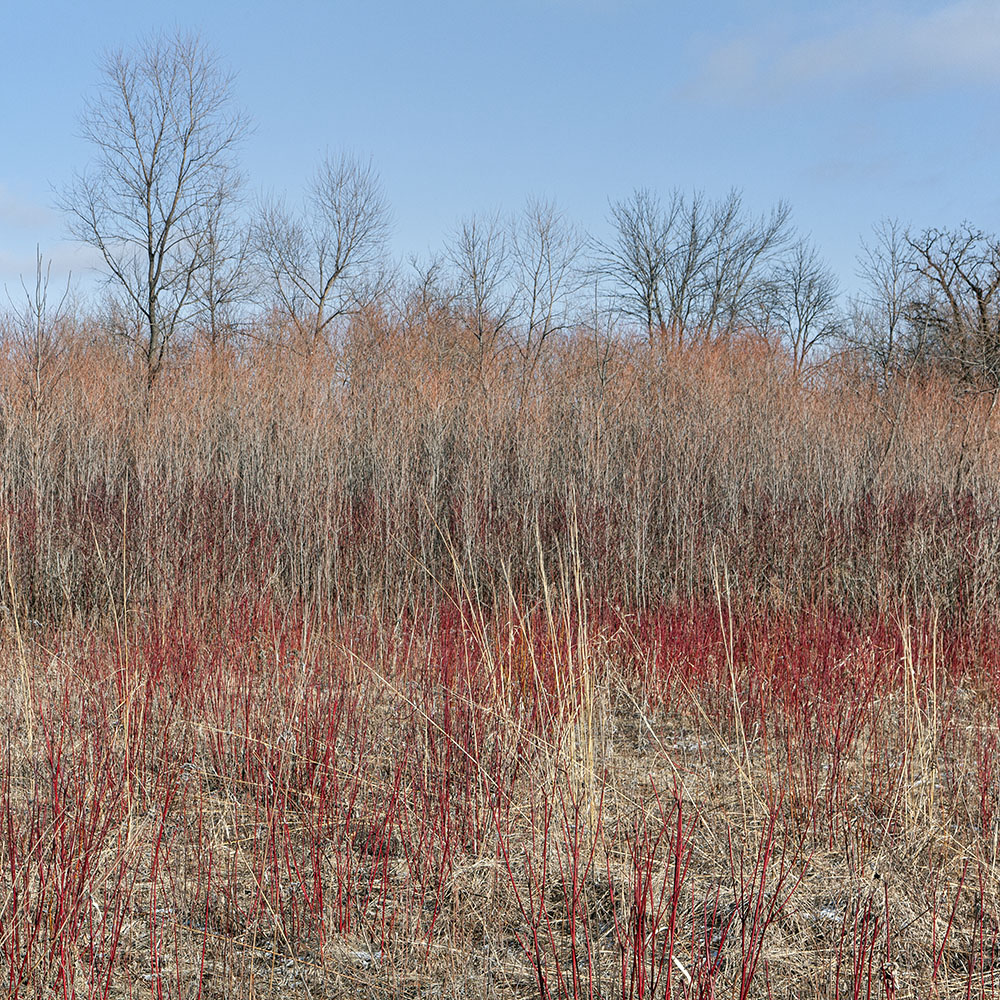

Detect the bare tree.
[
  {"left": 254, "top": 153, "right": 391, "bottom": 349},
  {"left": 598, "top": 188, "right": 790, "bottom": 345},
  {"left": 847, "top": 219, "right": 918, "bottom": 380},
  {"left": 62, "top": 32, "right": 249, "bottom": 388},
  {"left": 597, "top": 187, "right": 716, "bottom": 344},
  {"left": 756, "top": 241, "right": 842, "bottom": 374},
  {"left": 4, "top": 250, "right": 72, "bottom": 498},
  {"left": 661, "top": 190, "right": 719, "bottom": 343},
  {"left": 445, "top": 211, "right": 515, "bottom": 370},
  {"left": 403, "top": 254, "right": 455, "bottom": 325},
  {"left": 596, "top": 188, "right": 675, "bottom": 343},
  {"left": 510, "top": 198, "right": 585, "bottom": 364},
  {"left": 905, "top": 224, "right": 1000, "bottom": 387},
  {"left": 700, "top": 192, "right": 792, "bottom": 340},
  {"left": 194, "top": 179, "right": 253, "bottom": 346}
]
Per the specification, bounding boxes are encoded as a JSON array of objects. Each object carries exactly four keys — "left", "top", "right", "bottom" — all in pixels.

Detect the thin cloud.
[
  {"left": 684, "top": 1, "right": 1000, "bottom": 103},
  {"left": 0, "top": 243, "right": 103, "bottom": 296},
  {"left": 0, "top": 183, "right": 56, "bottom": 231}
]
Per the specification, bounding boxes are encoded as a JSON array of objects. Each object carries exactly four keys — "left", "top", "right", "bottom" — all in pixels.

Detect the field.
[{"left": 2, "top": 325, "right": 1000, "bottom": 998}]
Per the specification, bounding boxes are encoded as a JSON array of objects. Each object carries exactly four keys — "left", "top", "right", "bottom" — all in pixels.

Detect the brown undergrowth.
[{"left": 1, "top": 325, "right": 999, "bottom": 997}]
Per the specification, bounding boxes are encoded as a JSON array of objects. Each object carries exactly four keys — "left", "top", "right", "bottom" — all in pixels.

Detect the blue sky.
[{"left": 2, "top": 0, "right": 999, "bottom": 302}]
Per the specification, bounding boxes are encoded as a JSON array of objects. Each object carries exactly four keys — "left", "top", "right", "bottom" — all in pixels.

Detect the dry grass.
[{"left": 1, "top": 316, "right": 999, "bottom": 997}]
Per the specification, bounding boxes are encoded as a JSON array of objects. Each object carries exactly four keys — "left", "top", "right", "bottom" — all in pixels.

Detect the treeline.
[
  {"left": 14, "top": 31, "right": 997, "bottom": 393},
  {"left": 3, "top": 31, "right": 1000, "bottom": 627}
]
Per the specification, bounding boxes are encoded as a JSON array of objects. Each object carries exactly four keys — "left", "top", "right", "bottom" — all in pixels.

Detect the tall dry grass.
[{"left": 1, "top": 314, "right": 998, "bottom": 626}]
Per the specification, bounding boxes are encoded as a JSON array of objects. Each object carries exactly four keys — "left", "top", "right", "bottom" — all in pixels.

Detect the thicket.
[{"left": 2, "top": 310, "right": 998, "bottom": 627}]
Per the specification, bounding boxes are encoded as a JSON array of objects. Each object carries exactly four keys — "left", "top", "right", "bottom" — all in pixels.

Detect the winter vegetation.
[{"left": 3, "top": 30, "right": 1000, "bottom": 999}]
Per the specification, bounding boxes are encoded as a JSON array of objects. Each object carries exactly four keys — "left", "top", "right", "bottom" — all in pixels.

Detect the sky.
[{"left": 2, "top": 0, "right": 999, "bottom": 304}]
